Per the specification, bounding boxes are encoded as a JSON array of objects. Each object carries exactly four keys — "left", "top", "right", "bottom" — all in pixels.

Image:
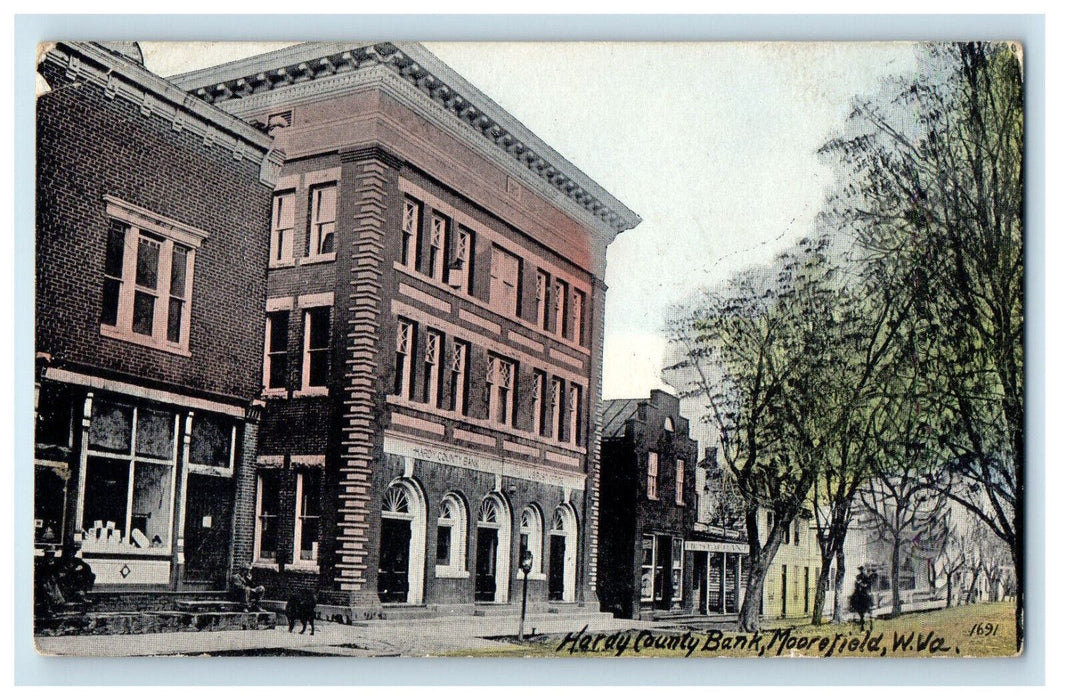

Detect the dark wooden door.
[
  {"left": 182, "top": 473, "right": 233, "bottom": 587},
  {"left": 548, "top": 533, "right": 566, "bottom": 601},
  {"left": 475, "top": 527, "right": 497, "bottom": 602},
  {"left": 655, "top": 535, "right": 672, "bottom": 609},
  {"left": 781, "top": 565, "right": 788, "bottom": 617},
  {"left": 709, "top": 552, "right": 724, "bottom": 613},
  {"left": 378, "top": 518, "right": 410, "bottom": 603}
]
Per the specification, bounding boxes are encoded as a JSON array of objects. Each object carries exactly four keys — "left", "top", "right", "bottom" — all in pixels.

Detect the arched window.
[
  {"left": 519, "top": 505, "right": 544, "bottom": 576},
  {"left": 436, "top": 492, "right": 468, "bottom": 576}
]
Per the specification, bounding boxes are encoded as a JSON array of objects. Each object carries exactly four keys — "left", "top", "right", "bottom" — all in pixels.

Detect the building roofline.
[{"left": 168, "top": 41, "right": 641, "bottom": 238}]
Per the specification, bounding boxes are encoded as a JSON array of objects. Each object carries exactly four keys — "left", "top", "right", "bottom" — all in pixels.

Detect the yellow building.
[{"left": 758, "top": 510, "right": 823, "bottom": 620}]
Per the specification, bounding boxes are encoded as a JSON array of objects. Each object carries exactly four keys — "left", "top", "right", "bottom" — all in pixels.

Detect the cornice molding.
[
  {"left": 41, "top": 42, "right": 282, "bottom": 188},
  {"left": 169, "top": 42, "right": 641, "bottom": 241}
]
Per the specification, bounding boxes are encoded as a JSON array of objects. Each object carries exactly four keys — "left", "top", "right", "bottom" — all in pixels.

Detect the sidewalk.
[{"left": 35, "top": 611, "right": 649, "bottom": 657}]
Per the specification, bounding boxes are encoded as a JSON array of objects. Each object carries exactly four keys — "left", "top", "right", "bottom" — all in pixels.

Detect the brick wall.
[{"left": 36, "top": 64, "right": 272, "bottom": 403}]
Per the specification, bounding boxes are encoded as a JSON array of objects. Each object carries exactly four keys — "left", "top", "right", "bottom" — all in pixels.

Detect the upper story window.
[
  {"left": 794, "top": 519, "right": 801, "bottom": 546},
  {"left": 301, "top": 306, "right": 330, "bottom": 392},
  {"left": 394, "top": 319, "right": 416, "bottom": 399},
  {"left": 647, "top": 452, "right": 659, "bottom": 500},
  {"left": 553, "top": 279, "right": 569, "bottom": 338},
  {"left": 567, "top": 384, "right": 583, "bottom": 445},
  {"left": 675, "top": 459, "right": 685, "bottom": 506},
  {"left": 429, "top": 214, "right": 448, "bottom": 282},
  {"left": 422, "top": 329, "right": 444, "bottom": 408},
  {"left": 307, "top": 184, "right": 337, "bottom": 258},
  {"left": 263, "top": 310, "right": 289, "bottom": 391},
  {"left": 571, "top": 289, "right": 586, "bottom": 345},
  {"left": 100, "top": 196, "right": 206, "bottom": 355},
  {"left": 487, "top": 354, "right": 516, "bottom": 426},
  {"left": 532, "top": 371, "right": 546, "bottom": 437},
  {"left": 449, "top": 339, "right": 469, "bottom": 415},
  {"left": 448, "top": 227, "right": 473, "bottom": 294},
  {"left": 549, "top": 378, "right": 563, "bottom": 440},
  {"left": 489, "top": 245, "right": 522, "bottom": 317},
  {"left": 401, "top": 198, "right": 421, "bottom": 270},
  {"left": 269, "top": 191, "right": 295, "bottom": 266},
  {"left": 784, "top": 519, "right": 792, "bottom": 545},
  {"left": 535, "top": 271, "right": 549, "bottom": 330}
]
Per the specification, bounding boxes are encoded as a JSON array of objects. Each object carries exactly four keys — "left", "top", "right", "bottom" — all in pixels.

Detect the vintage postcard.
[{"left": 32, "top": 40, "right": 1023, "bottom": 659}]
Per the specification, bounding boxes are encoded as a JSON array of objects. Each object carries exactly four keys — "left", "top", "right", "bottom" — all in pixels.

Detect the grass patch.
[{"left": 444, "top": 601, "right": 1018, "bottom": 658}]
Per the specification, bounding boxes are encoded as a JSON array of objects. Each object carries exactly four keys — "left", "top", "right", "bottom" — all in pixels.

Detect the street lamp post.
[{"left": 518, "top": 549, "right": 534, "bottom": 641}]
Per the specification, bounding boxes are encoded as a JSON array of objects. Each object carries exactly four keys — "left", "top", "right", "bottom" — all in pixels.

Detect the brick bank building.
[
  {"left": 34, "top": 42, "right": 280, "bottom": 590},
  {"left": 170, "top": 43, "right": 640, "bottom": 617}
]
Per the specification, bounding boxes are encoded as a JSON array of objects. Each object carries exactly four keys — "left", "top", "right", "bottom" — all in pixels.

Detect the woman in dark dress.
[{"left": 849, "top": 566, "right": 875, "bottom": 630}]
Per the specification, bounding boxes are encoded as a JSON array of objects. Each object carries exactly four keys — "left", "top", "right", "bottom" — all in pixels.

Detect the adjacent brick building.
[
  {"left": 170, "top": 42, "right": 640, "bottom": 617},
  {"left": 34, "top": 41, "right": 280, "bottom": 589},
  {"left": 598, "top": 390, "right": 699, "bottom": 619}
]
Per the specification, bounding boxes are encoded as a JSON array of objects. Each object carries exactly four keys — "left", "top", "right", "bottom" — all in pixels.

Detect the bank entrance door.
[
  {"left": 548, "top": 533, "right": 566, "bottom": 601},
  {"left": 378, "top": 518, "right": 411, "bottom": 603},
  {"left": 475, "top": 527, "right": 497, "bottom": 602}
]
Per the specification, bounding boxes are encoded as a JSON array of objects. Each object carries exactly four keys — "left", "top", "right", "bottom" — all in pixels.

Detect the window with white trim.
[
  {"left": 429, "top": 213, "right": 448, "bottom": 282},
  {"left": 487, "top": 354, "right": 516, "bottom": 426},
  {"left": 448, "top": 226, "right": 472, "bottom": 293},
  {"left": 269, "top": 191, "right": 295, "bottom": 265},
  {"left": 401, "top": 197, "right": 420, "bottom": 270},
  {"left": 263, "top": 310, "right": 289, "bottom": 391},
  {"left": 436, "top": 493, "right": 467, "bottom": 574},
  {"left": 549, "top": 378, "right": 563, "bottom": 440},
  {"left": 293, "top": 470, "right": 321, "bottom": 565},
  {"left": 254, "top": 470, "right": 281, "bottom": 562},
  {"left": 489, "top": 245, "right": 522, "bottom": 317},
  {"left": 553, "top": 279, "right": 568, "bottom": 338},
  {"left": 640, "top": 535, "right": 655, "bottom": 601},
  {"left": 449, "top": 339, "right": 469, "bottom": 415},
  {"left": 675, "top": 459, "right": 685, "bottom": 506},
  {"left": 532, "top": 371, "right": 546, "bottom": 436},
  {"left": 519, "top": 506, "right": 543, "bottom": 575},
  {"left": 82, "top": 399, "right": 178, "bottom": 554},
  {"left": 571, "top": 289, "right": 586, "bottom": 345},
  {"left": 647, "top": 452, "right": 659, "bottom": 500},
  {"left": 535, "top": 271, "right": 549, "bottom": 330},
  {"left": 308, "top": 184, "right": 337, "bottom": 257},
  {"left": 671, "top": 537, "right": 684, "bottom": 602},
  {"left": 422, "top": 329, "right": 443, "bottom": 408},
  {"left": 394, "top": 319, "right": 416, "bottom": 399},
  {"left": 567, "top": 384, "right": 583, "bottom": 445},
  {"left": 100, "top": 215, "right": 198, "bottom": 354},
  {"left": 301, "top": 306, "right": 330, "bottom": 390}
]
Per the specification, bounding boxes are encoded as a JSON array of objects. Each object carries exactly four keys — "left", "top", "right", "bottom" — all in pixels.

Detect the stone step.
[
  {"left": 85, "top": 590, "right": 230, "bottom": 612},
  {"left": 35, "top": 609, "right": 277, "bottom": 636},
  {"left": 174, "top": 600, "right": 246, "bottom": 613}
]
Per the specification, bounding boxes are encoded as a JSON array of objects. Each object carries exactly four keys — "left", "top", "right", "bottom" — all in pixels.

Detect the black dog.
[{"left": 285, "top": 592, "right": 317, "bottom": 635}]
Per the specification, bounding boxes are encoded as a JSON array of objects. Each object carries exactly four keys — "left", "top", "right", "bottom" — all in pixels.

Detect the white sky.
[{"left": 142, "top": 41, "right": 919, "bottom": 401}]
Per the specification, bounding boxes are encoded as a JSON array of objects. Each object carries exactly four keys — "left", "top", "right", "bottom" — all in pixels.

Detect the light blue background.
[{"left": 13, "top": 13, "right": 1045, "bottom": 686}]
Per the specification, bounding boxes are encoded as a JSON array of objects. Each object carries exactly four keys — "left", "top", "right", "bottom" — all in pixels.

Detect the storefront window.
[
  {"left": 34, "top": 464, "right": 68, "bottom": 545},
  {"left": 640, "top": 535, "right": 655, "bottom": 601},
  {"left": 81, "top": 398, "right": 176, "bottom": 554},
  {"left": 672, "top": 537, "right": 684, "bottom": 602},
  {"left": 190, "top": 413, "right": 232, "bottom": 468}
]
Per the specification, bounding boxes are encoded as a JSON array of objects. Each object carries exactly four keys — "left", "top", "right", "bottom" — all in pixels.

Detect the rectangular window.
[
  {"left": 784, "top": 519, "right": 791, "bottom": 545},
  {"left": 294, "top": 471, "right": 321, "bottom": 564},
  {"left": 794, "top": 520, "right": 801, "bottom": 546},
  {"left": 99, "top": 201, "right": 200, "bottom": 353},
  {"left": 401, "top": 197, "right": 421, "bottom": 269},
  {"left": 255, "top": 471, "right": 280, "bottom": 562},
  {"left": 263, "top": 310, "right": 289, "bottom": 390},
  {"left": 647, "top": 452, "right": 659, "bottom": 500},
  {"left": 308, "top": 185, "right": 337, "bottom": 257},
  {"left": 568, "top": 384, "right": 583, "bottom": 445},
  {"left": 394, "top": 319, "right": 416, "bottom": 399},
  {"left": 429, "top": 214, "right": 448, "bottom": 282},
  {"left": 81, "top": 400, "right": 177, "bottom": 554},
  {"left": 532, "top": 371, "right": 546, "bottom": 436},
  {"left": 270, "top": 191, "right": 295, "bottom": 265},
  {"left": 437, "top": 525, "right": 452, "bottom": 565},
  {"left": 302, "top": 306, "right": 330, "bottom": 390},
  {"left": 553, "top": 279, "right": 569, "bottom": 337},
  {"left": 487, "top": 354, "right": 516, "bottom": 426},
  {"left": 640, "top": 535, "right": 655, "bottom": 602},
  {"left": 571, "top": 289, "right": 586, "bottom": 345},
  {"left": 672, "top": 537, "right": 684, "bottom": 602},
  {"left": 675, "top": 459, "right": 685, "bottom": 506},
  {"left": 422, "top": 329, "right": 443, "bottom": 408},
  {"left": 448, "top": 227, "right": 472, "bottom": 293},
  {"left": 189, "top": 413, "right": 233, "bottom": 469},
  {"left": 535, "top": 271, "right": 549, "bottom": 330},
  {"left": 449, "top": 340, "right": 469, "bottom": 414},
  {"left": 549, "top": 378, "right": 563, "bottom": 440},
  {"left": 489, "top": 245, "right": 522, "bottom": 316}
]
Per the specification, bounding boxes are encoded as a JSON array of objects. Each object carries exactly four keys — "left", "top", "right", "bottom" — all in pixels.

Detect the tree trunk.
[
  {"left": 810, "top": 558, "right": 832, "bottom": 626},
  {"left": 890, "top": 535, "right": 902, "bottom": 618},
  {"left": 832, "top": 548, "right": 846, "bottom": 623},
  {"left": 738, "top": 556, "right": 768, "bottom": 632}
]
